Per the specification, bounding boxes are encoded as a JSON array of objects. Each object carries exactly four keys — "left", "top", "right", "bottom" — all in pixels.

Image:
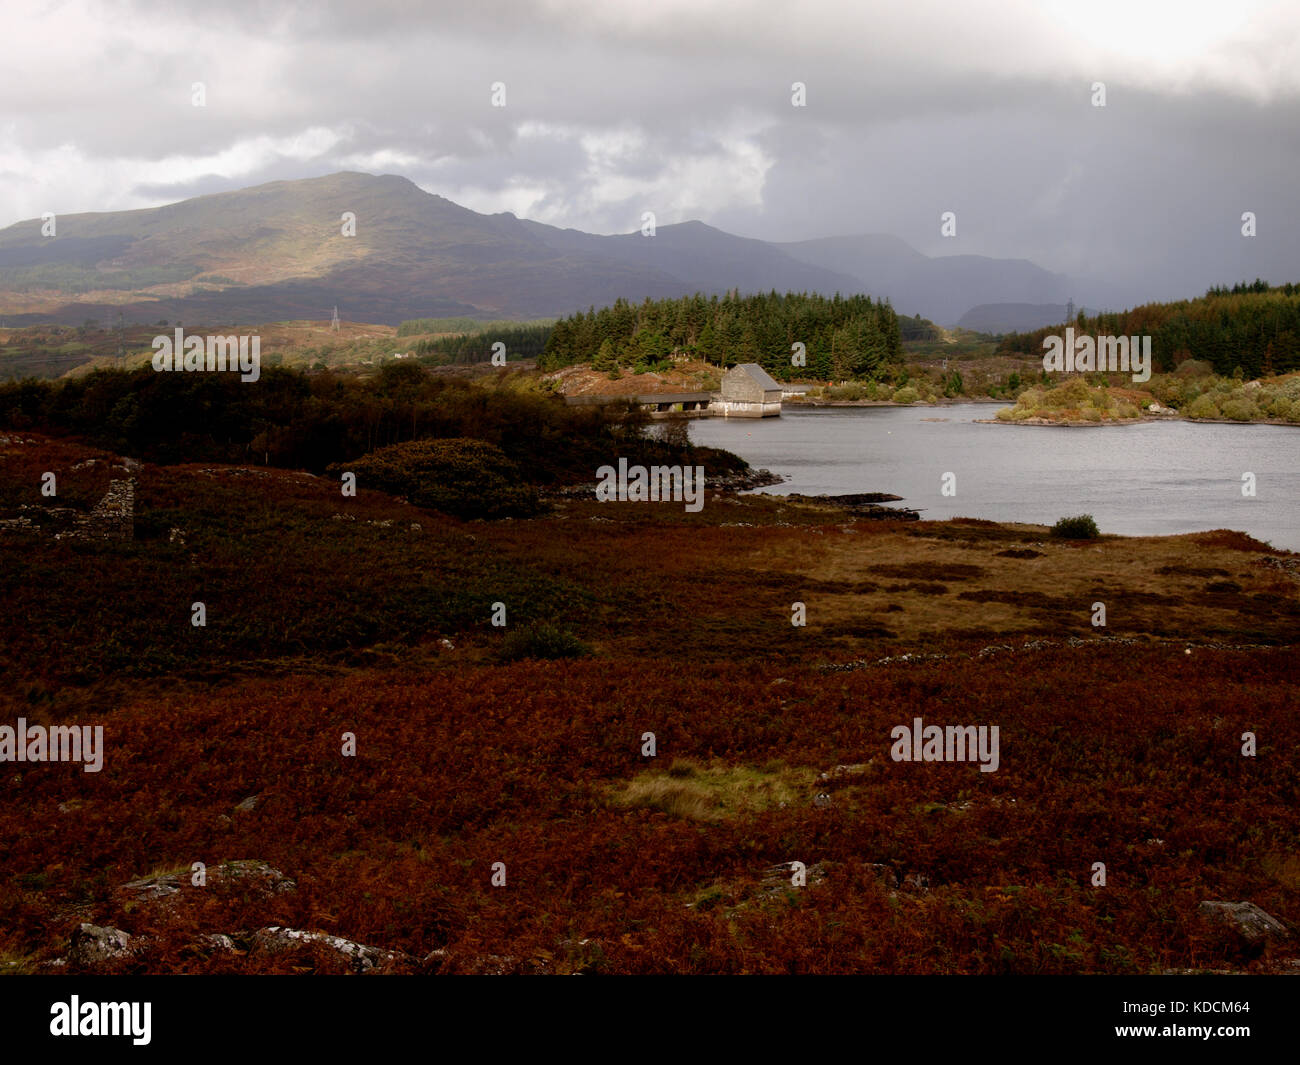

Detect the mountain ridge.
[{"left": 0, "top": 171, "right": 1102, "bottom": 328}]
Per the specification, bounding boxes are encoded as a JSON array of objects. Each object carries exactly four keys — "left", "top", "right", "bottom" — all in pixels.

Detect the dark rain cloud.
[{"left": 1, "top": 0, "right": 1296, "bottom": 306}]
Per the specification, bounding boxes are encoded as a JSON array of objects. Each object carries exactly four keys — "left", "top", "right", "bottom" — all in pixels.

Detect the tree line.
[
  {"left": 996, "top": 282, "right": 1300, "bottom": 379},
  {"left": 0, "top": 362, "right": 736, "bottom": 485},
  {"left": 407, "top": 323, "right": 553, "bottom": 366},
  {"left": 539, "top": 291, "right": 907, "bottom": 381}
]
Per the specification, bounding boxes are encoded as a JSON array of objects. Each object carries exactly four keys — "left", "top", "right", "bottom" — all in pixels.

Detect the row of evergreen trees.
[
  {"left": 409, "top": 323, "right": 552, "bottom": 365},
  {"left": 539, "top": 291, "right": 905, "bottom": 381},
  {"left": 996, "top": 282, "right": 1300, "bottom": 379}
]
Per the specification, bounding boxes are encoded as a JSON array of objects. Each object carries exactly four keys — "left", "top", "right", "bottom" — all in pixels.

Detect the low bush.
[
  {"left": 827, "top": 383, "right": 866, "bottom": 401},
  {"left": 1051, "top": 514, "right": 1100, "bottom": 540},
  {"left": 1220, "top": 398, "right": 1259, "bottom": 422},
  {"left": 331, "top": 438, "right": 541, "bottom": 520},
  {"left": 498, "top": 622, "right": 592, "bottom": 662}
]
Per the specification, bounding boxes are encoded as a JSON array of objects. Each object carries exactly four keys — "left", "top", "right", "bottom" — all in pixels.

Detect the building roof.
[{"left": 730, "top": 362, "right": 783, "bottom": 391}]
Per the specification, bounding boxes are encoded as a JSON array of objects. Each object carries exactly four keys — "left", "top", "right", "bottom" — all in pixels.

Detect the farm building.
[{"left": 713, "top": 363, "right": 783, "bottom": 418}]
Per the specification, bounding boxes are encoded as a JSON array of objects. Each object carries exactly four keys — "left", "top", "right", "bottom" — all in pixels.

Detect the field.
[{"left": 2, "top": 433, "right": 1299, "bottom": 974}]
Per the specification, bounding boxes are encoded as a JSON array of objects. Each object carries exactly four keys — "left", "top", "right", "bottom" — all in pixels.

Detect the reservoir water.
[{"left": 688, "top": 403, "right": 1300, "bottom": 552}]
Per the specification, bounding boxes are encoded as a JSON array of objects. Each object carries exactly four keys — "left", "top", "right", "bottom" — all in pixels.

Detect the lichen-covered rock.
[
  {"left": 68, "top": 923, "right": 135, "bottom": 967},
  {"left": 119, "top": 874, "right": 183, "bottom": 901},
  {"left": 251, "top": 927, "right": 401, "bottom": 973},
  {"left": 759, "top": 860, "right": 827, "bottom": 896},
  {"left": 119, "top": 859, "right": 295, "bottom": 904},
  {"left": 211, "top": 859, "right": 296, "bottom": 894},
  {"left": 1197, "top": 901, "right": 1291, "bottom": 949}
]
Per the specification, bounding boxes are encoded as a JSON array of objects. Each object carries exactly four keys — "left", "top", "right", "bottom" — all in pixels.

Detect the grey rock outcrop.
[
  {"left": 1197, "top": 900, "right": 1291, "bottom": 949},
  {"left": 68, "top": 923, "right": 136, "bottom": 966},
  {"left": 250, "top": 927, "right": 403, "bottom": 973}
]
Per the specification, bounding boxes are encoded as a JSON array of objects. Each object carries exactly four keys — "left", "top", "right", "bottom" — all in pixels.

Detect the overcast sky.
[{"left": 3, "top": 0, "right": 1297, "bottom": 303}]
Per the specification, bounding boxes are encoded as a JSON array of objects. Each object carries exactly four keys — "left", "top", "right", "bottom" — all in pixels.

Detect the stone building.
[{"left": 713, "top": 363, "right": 783, "bottom": 418}]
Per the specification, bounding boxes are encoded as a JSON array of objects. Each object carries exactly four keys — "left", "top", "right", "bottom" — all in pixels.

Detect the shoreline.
[
  {"left": 786, "top": 397, "right": 1300, "bottom": 427},
  {"left": 974, "top": 414, "right": 1300, "bottom": 427},
  {"left": 787, "top": 396, "right": 1005, "bottom": 408}
]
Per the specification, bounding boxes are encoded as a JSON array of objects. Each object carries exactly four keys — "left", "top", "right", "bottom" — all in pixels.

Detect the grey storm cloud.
[{"left": 1, "top": 0, "right": 1297, "bottom": 307}]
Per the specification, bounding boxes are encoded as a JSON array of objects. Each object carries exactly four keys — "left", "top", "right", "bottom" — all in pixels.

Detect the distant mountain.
[
  {"left": 778, "top": 233, "right": 928, "bottom": 287},
  {"left": 515, "top": 218, "right": 861, "bottom": 302},
  {"left": 956, "top": 302, "right": 1074, "bottom": 334},
  {"left": 780, "top": 236, "right": 1076, "bottom": 325},
  {"left": 0, "top": 171, "right": 1096, "bottom": 327}
]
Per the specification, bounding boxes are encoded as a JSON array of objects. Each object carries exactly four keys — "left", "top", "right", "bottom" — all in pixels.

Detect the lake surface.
[{"left": 688, "top": 403, "right": 1300, "bottom": 551}]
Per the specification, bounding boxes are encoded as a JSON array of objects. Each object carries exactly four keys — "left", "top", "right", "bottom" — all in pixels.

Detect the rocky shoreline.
[
  {"left": 780, "top": 491, "right": 920, "bottom": 520},
  {"left": 540, "top": 464, "right": 785, "bottom": 501}
]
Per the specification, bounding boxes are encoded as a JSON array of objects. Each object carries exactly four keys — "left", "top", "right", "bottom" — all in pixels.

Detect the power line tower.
[
  {"left": 1065, "top": 297, "right": 1075, "bottom": 323},
  {"left": 331, "top": 305, "right": 340, "bottom": 332}
]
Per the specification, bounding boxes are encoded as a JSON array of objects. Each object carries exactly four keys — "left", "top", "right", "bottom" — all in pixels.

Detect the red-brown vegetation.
[{"left": 2, "top": 433, "right": 1298, "bottom": 974}]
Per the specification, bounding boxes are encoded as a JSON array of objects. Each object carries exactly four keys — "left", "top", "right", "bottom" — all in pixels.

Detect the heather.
[{"left": 2, "top": 433, "right": 1298, "bottom": 974}]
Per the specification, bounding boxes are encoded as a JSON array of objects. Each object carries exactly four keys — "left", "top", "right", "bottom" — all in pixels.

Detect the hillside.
[
  {"left": 0, "top": 172, "right": 1115, "bottom": 329},
  {"left": 0, "top": 173, "right": 865, "bottom": 327},
  {"left": 996, "top": 282, "right": 1300, "bottom": 379},
  {"left": 957, "top": 302, "right": 1074, "bottom": 334}
]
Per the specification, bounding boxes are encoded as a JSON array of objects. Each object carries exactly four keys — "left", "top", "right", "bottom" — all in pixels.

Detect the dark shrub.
[
  {"left": 1051, "top": 514, "right": 1100, "bottom": 540},
  {"left": 331, "top": 438, "right": 540, "bottom": 520},
  {"left": 498, "top": 622, "right": 591, "bottom": 662}
]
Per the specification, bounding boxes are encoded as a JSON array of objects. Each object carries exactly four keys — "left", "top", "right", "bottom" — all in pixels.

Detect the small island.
[{"left": 984, "top": 366, "right": 1300, "bottom": 426}]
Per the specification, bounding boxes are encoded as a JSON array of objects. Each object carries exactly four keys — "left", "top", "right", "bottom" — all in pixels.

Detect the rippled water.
[{"left": 687, "top": 403, "right": 1300, "bottom": 551}]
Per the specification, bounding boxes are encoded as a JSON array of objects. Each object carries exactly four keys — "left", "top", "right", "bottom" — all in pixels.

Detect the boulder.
[
  {"left": 818, "top": 762, "right": 875, "bottom": 785},
  {"left": 759, "top": 860, "right": 827, "bottom": 896},
  {"left": 68, "top": 923, "right": 136, "bottom": 967},
  {"left": 902, "top": 873, "right": 932, "bottom": 893},
  {"left": 1197, "top": 901, "right": 1291, "bottom": 949},
  {"left": 119, "top": 859, "right": 295, "bottom": 904},
  {"left": 119, "top": 874, "right": 183, "bottom": 901},
  {"left": 250, "top": 927, "right": 402, "bottom": 973},
  {"left": 209, "top": 859, "right": 296, "bottom": 895}
]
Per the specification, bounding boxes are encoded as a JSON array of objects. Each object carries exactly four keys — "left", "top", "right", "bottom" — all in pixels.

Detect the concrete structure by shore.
[{"left": 713, "top": 363, "right": 783, "bottom": 418}]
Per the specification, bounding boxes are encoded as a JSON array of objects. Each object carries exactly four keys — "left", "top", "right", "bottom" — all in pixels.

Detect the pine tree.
[{"left": 696, "top": 321, "right": 719, "bottom": 366}]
